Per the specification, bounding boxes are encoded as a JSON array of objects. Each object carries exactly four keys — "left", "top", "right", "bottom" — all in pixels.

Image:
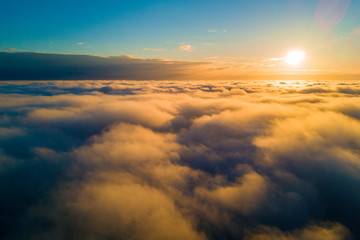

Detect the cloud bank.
[
  {"left": 1, "top": 51, "right": 360, "bottom": 80},
  {"left": 0, "top": 80, "right": 360, "bottom": 239},
  {"left": 0, "top": 52, "right": 207, "bottom": 80}
]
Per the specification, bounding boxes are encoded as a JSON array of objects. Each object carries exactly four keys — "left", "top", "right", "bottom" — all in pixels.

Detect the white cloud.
[
  {"left": 177, "top": 44, "right": 193, "bottom": 52},
  {"left": 260, "top": 58, "right": 283, "bottom": 62},
  {"left": 1, "top": 80, "right": 360, "bottom": 239}
]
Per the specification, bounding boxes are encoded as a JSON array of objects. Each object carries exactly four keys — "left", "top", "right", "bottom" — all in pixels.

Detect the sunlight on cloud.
[
  {"left": 0, "top": 80, "right": 359, "bottom": 239},
  {"left": 177, "top": 44, "right": 193, "bottom": 52}
]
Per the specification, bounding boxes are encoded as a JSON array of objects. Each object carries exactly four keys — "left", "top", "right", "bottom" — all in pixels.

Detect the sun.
[{"left": 285, "top": 50, "right": 306, "bottom": 66}]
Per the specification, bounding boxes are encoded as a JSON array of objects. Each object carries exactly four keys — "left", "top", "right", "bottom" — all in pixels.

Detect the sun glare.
[{"left": 285, "top": 50, "right": 306, "bottom": 66}]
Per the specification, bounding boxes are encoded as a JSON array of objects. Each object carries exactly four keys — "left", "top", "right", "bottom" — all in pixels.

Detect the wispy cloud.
[
  {"left": 76, "top": 42, "right": 85, "bottom": 45},
  {"left": 1, "top": 48, "right": 32, "bottom": 53},
  {"left": 177, "top": 44, "right": 193, "bottom": 52},
  {"left": 260, "top": 58, "right": 283, "bottom": 62},
  {"left": 203, "top": 56, "right": 218, "bottom": 60},
  {"left": 143, "top": 48, "right": 163, "bottom": 51},
  {"left": 208, "top": 29, "right": 227, "bottom": 33}
]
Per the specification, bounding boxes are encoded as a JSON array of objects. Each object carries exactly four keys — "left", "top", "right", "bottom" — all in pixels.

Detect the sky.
[
  {"left": 2, "top": 2, "right": 360, "bottom": 239},
  {"left": 1, "top": 0, "right": 360, "bottom": 80}
]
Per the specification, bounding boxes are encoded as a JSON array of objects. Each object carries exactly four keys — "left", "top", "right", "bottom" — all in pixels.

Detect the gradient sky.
[{"left": 1, "top": 0, "right": 360, "bottom": 79}]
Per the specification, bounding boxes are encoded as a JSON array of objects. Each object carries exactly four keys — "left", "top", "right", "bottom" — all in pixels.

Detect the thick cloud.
[
  {"left": 2, "top": 51, "right": 360, "bottom": 81},
  {"left": 0, "top": 80, "right": 360, "bottom": 239},
  {"left": 245, "top": 222, "right": 349, "bottom": 240},
  {"left": 0, "top": 52, "right": 209, "bottom": 80}
]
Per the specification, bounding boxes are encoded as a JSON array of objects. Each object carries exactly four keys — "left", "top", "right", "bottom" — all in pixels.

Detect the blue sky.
[
  {"left": 1, "top": 0, "right": 360, "bottom": 79},
  {"left": 1, "top": 0, "right": 358, "bottom": 58}
]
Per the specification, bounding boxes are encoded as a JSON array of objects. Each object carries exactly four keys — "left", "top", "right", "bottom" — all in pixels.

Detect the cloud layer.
[
  {"left": 0, "top": 80, "right": 360, "bottom": 239},
  {"left": 2, "top": 51, "right": 360, "bottom": 80},
  {"left": 0, "top": 52, "right": 207, "bottom": 80}
]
